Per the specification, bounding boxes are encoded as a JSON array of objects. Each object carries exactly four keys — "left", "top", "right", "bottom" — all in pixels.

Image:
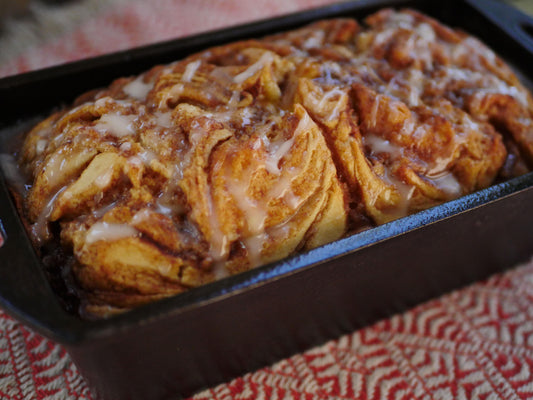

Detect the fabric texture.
[{"left": 1, "top": 0, "right": 533, "bottom": 399}]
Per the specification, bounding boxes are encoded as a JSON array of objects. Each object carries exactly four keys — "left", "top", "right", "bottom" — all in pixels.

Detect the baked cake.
[{"left": 18, "top": 9, "right": 533, "bottom": 316}]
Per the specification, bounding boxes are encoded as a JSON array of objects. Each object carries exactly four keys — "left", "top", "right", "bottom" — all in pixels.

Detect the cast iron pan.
[{"left": 1, "top": 0, "right": 533, "bottom": 398}]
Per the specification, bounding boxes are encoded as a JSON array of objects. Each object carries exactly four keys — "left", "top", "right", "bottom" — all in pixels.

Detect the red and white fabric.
[{"left": 1, "top": 1, "right": 533, "bottom": 399}]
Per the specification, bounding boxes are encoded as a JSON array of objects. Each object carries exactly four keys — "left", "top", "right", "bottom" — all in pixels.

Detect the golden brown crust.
[{"left": 18, "top": 10, "right": 533, "bottom": 317}]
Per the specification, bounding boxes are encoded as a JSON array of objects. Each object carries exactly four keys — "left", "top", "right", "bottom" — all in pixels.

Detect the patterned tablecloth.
[{"left": 1, "top": 1, "right": 533, "bottom": 399}]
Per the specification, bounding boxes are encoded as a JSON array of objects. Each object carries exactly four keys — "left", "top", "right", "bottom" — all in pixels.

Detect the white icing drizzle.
[
  {"left": 387, "top": 11, "right": 415, "bottom": 29},
  {"left": 392, "top": 176, "right": 416, "bottom": 216},
  {"left": 155, "top": 201, "right": 174, "bottom": 217},
  {"left": 182, "top": 60, "right": 201, "bottom": 83},
  {"left": 401, "top": 118, "right": 416, "bottom": 136},
  {"left": 85, "top": 222, "right": 139, "bottom": 244},
  {"left": 226, "top": 170, "right": 266, "bottom": 235},
  {"left": 371, "top": 14, "right": 418, "bottom": 57},
  {"left": 43, "top": 150, "right": 68, "bottom": 189},
  {"left": 119, "top": 142, "right": 132, "bottom": 152},
  {"left": 156, "top": 188, "right": 186, "bottom": 217},
  {"left": 460, "top": 37, "right": 496, "bottom": 68},
  {"left": 51, "top": 132, "right": 65, "bottom": 148},
  {"left": 153, "top": 111, "right": 173, "bottom": 128},
  {"left": 127, "top": 156, "right": 143, "bottom": 172},
  {"left": 91, "top": 201, "right": 117, "bottom": 219},
  {"left": 202, "top": 110, "right": 232, "bottom": 123},
  {"left": 365, "top": 131, "right": 461, "bottom": 202},
  {"left": 430, "top": 172, "right": 462, "bottom": 196},
  {"left": 34, "top": 124, "right": 52, "bottom": 138},
  {"left": 268, "top": 173, "right": 303, "bottom": 209},
  {"left": 416, "top": 22, "right": 436, "bottom": 42},
  {"left": 402, "top": 69, "right": 424, "bottom": 106},
  {"left": 202, "top": 107, "right": 257, "bottom": 128},
  {"left": 32, "top": 186, "right": 67, "bottom": 244},
  {"left": 206, "top": 184, "right": 228, "bottom": 262},
  {"left": 475, "top": 84, "right": 529, "bottom": 107},
  {"left": 239, "top": 171, "right": 305, "bottom": 266},
  {"left": 123, "top": 75, "right": 153, "bottom": 100},
  {"left": 317, "top": 88, "right": 346, "bottom": 121},
  {"left": 458, "top": 114, "right": 481, "bottom": 142},
  {"left": 413, "top": 22, "right": 436, "bottom": 69},
  {"left": 226, "top": 163, "right": 304, "bottom": 262},
  {"left": 438, "top": 67, "right": 529, "bottom": 107},
  {"left": 212, "top": 261, "right": 230, "bottom": 280},
  {"left": 63, "top": 101, "right": 91, "bottom": 118},
  {"left": 368, "top": 94, "right": 383, "bottom": 129},
  {"left": 302, "top": 30, "right": 325, "bottom": 49},
  {"left": 159, "top": 83, "right": 184, "bottom": 109},
  {"left": 189, "top": 120, "right": 207, "bottom": 147},
  {"left": 94, "top": 114, "right": 137, "bottom": 137},
  {"left": 94, "top": 96, "right": 113, "bottom": 108},
  {"left": 155, "top": 149, "right": 189, "bottom": 216},
  {"left": 264, "top": 111, "right": 312, "bottom": 174},
  {"left": 225, "top": 168, "right": 268, "bottom": 266},
  {"left": 444, "top": 67, "right": 473, "bottom": 82},
  {"left": 264, "top": 136, "right": 295, "bottom": 175},
  {"left": 320, "top": 61, "right": 343, "bottom": 85},
  {"left": 171, "top": 157, "right": 188, "bottom": 183},
  {"left": 364, "top": 134, "right": 404, "bottom": 159},
  {"left": 240, "top": 107, "right": 254, "bottom": 126},
  {"left": 317, "top": 88, "right": 345, "bottom": 108},
  {"left": 137, "top": 149, "right": 158, "bottom": 165},
  {"left": 35, "top": 140, "right": 48, "bottom": 156},
  {"left": 131, "top": 208, "right": 152, "bottom": 224},
  {"left": 243, "top": 232, "right": 268, "bottom": 267},
  {"left": 228, "top": 91, "right": 241, "bottom": 107},
  {"left": 372, "top": 166, "right": 415, "bottom": 221},
  {"left": 233, "top": 52, "right": 273, "bottom": 84},
  {"left": 94, "top": 162, "right": 119, "bottom": 189},
  {"left": 426, "top": 152, "right": 453, "bottom": 178},
  {"left": 373, "top": 28, "right": 397, "bottom": 47}
]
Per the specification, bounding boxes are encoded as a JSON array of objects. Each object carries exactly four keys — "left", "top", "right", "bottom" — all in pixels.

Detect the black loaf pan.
[{"left": 1, "top": 0, "right": 533, "bottom": 398}]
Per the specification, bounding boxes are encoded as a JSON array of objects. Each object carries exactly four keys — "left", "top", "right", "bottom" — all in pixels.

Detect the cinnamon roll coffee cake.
[{"left": 17, "top": 9, "right": 533, "bottom": 316}]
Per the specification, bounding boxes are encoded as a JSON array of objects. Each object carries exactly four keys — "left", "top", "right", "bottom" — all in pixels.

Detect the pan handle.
[{"left": 466, "top": 0, "right": 533, "bottom": 54}]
